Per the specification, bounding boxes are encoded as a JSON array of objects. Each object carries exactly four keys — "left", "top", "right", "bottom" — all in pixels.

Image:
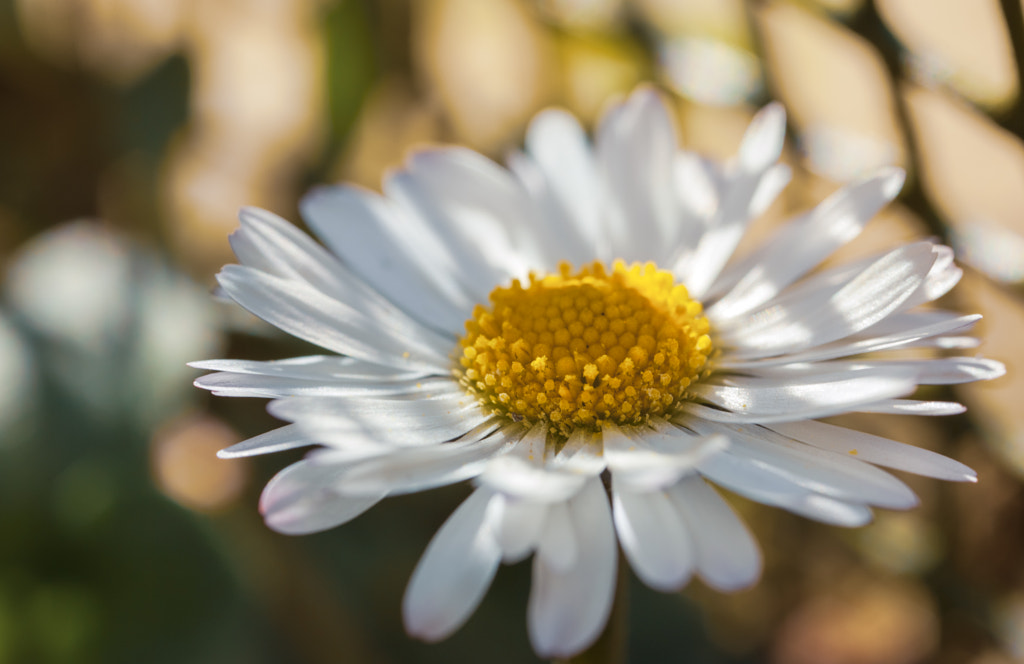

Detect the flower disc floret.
[{"left": 457, "top": 260, "right": 713, "bottom": 437}]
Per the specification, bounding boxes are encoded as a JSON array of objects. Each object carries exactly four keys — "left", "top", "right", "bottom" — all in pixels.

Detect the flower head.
[
  {"left": 457, "top": 260, "right": 713, "bottom": 436},
  {"left": 193, "top": 87, "right": 1003, "bottom": 658}
]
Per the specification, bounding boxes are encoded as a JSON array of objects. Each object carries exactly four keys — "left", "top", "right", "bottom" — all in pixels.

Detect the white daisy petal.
[
  {"left": 260, "top": 459, "right": 385, "bottom": 535},
  {"left": 689, "top": 421, "right": 919, "bottom": 509},
  {"left": 476, "top": 425, "right": 593, "bottom": 501},
  {"left": 522, "top": 108, "right": 605, "bottom": 262},
  {"left": 596, "top": 87, "right": 679, "bottom": 263},
  {"left": 512, "top": 423, "right": 549, "bottom": 462},
  {"left": 719, "top": 242, "right": 932, "bottom": 335},
  {"left": 709, "top": 168, "right": 905, "bottom": 320},
  {"left": 402, "top": 148, "right": 544, "bottom": 275},
  {"left": 695, "top": 452, "right": 872, "bottom": 526},
  {"left": 738, "top": 357, "right": 1005, "bottom": 386},
  {"left": 679, "top": 401, "right": 831, "bottom": 425},
  {"left": 858, "top": 309, "right": 977, "bottom": 338},
  {"left": 668, "top": 476, "right": 761, "bottom": 591},
  {"left": 768, "top": 420, "right": 977, "bottom": 482},
  {"left": 496, "top": 496, "right": 548, "bottom": 564},
  {"left": 537, "top": 501, "right": 579, "bottom": 572},
  {"left": 709, "top": 175, "right": 899, "bottom": 307},
  {"left": 335, "top": 435, "right": 512, "bottom": 497},
  {"left": 231, "top": 206, "right": 356, "bottom": 294},
  {"left": 304, "top": 444, "right": 396, "bottom": 466},
  {"left": 782, "top": 494, "right": 874, "bottom": 527},
  {"left": 384, "top": 169, "right": 512, "bottom": 301},
  {"left": 217, "top": 265, "right": 450, "bottom": 371},
  {"left": 903, "top": 244, "right": 962, "bottom": 309},
  {"left": 189, "top": 355, "right": 427, "bottom": 380},
  {"left": 549, "top": 430, "right": 608, "bottom": 475},
  {"left": 857, "top": 399, "right": 967, "bottom": 416},
  {"left": 300, "top": 184, "right": 473, "bottom": 334},
  {"left": 603, "top": 423, "right": 727, "bottom": 491},
  {"left": 688, "top": 373, "right": 916, "bottom": 420},
  {"left": 268, "top": 393, "right": 486, "bottom": 447},
  {"left": 601, "top": 424, "right": 674, "bottom": 471},
  {"left": 225, "top": 218, "right": 276, "bottom": 275},
  {"left": 268, "top": 389, "right": 468, "bottom": 417},
  {"left": 506, "top": 150, "right": 592, "bottom": 270},
  {"left": 680, "top": 163, "right": 792, "bottom": 299},
  {"left": 216, "top": 424, "right": 315, "bottom": 459},
  {"left": 717, "top": 313, "right": 983, "bottom": 370},
  {"left": 233, "top": 207, "right": 456, "bottom": 351},
  {"left": 905, "top": 336, "right": 981, "bottom": 350},
  {"left": 296, "top": 413, "right": 494, "bottom": 448},
  {"left": 528, "top": 479, "right": 617, "bottom": 659},
  {"left": 738, "top": 101, "right": 787, "bottom": 171},
  {"left": 593, "top": 101, "right": 639, "bottom": 261},
  {"left": 612, "top": 484, "right": 694, "bottom": 591},
  {"left": 748, "top": 248, "right": 882, "bottom": 305},
  {"left": 672, "top": 153, "right": 718, "bottom": 246},
  {"left": 747, "top": 162, "right": 794, "bottom": 219},
  {"left": 721, "top": 242, "right": 937, "bottom": 358},
  {"left": 696, "top": 449, "right": 818, "bottom": 505},
  {"left": 195, "top": 372, "right": 456, "bottom": 398},
  {"left": 678, "top": 102, "right": 789, "bottom": 298},
  {"left": 263, "top": 491, "right": 384, "bottom": 536},
  {"left": 477, "top": 456, "right": 589, "bottom": 502},
  {"left": 403, "top": 488, "right": 503, "bottom": 642}
]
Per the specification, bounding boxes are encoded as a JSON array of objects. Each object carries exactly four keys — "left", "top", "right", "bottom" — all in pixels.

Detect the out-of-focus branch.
[
  {"left": 852, "top": 3, "right": 1024, "bottom": 307},
  {"left": 997, "top": 0, "right": 1024, "bottom": 138},
  {"left": 842, "top": 1, "right": 949, "bottom": 240},
  {"left": 743, "top": 0, "right": 947, "bottom": 237}
]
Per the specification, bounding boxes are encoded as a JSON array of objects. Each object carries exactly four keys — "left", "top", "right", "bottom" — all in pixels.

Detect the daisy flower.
[{"left": 193, "top": 87, "right": 1003, "bottom": 659}]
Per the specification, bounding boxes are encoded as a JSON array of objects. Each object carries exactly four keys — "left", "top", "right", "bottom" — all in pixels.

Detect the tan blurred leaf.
[
  {"left": 161, "top": 0, "right": 327, "bottom": 275},
  {"left": 336, "top": 78, "right": 443, "bottom": 190},
  {"left": 15, "top": 0, "right": 185, "bottom": 84},
  {"left": 413, "top": 0, "right": 556, "bottom": 151},
  {"left": 756, "top": 2, "right": 906, "bottom": 180},
  {"left": 537, "top": 0, "right": 626, "bottom": 32},
  {"left": 559, "top": 33, "right": 649, "bottom": 124},
  {"left": 950, "top": 223, "right": 1024, "bottom": 285},
  {"left": 676, "top": 102, "right": 758, "bottom": 160},
  {"left": 903, "top": 85, "right": 1024, "bottom": 251},
  {"left": 878, "top": 0, "right": 1019, "bottom": 110},
  {"left": 631, "top": 0, "right": 752, "bottom": 46}
]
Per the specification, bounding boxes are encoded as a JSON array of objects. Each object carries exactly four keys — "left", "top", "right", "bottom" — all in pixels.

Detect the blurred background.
[{"left": 1, "top": 0, "right": 1023, "bottom": 662}]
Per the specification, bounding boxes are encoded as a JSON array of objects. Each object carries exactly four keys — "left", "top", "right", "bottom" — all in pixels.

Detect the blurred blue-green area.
[{"left": 1, "top": 0, "right": 1024, "bottom": 662}]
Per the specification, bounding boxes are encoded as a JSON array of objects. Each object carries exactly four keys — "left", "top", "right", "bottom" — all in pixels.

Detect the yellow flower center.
[{"left": 456, "top": 261, "right": 713, "bottom": 438}]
